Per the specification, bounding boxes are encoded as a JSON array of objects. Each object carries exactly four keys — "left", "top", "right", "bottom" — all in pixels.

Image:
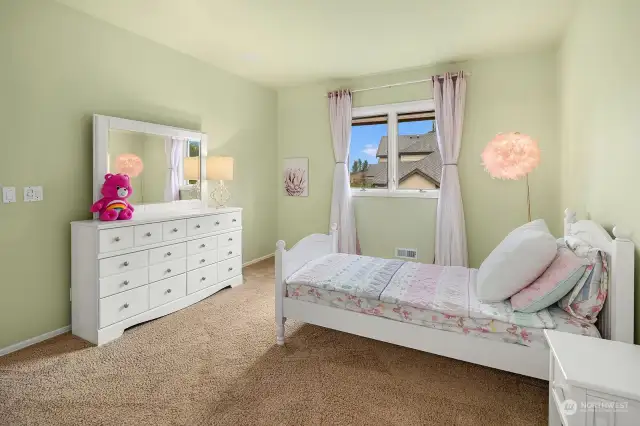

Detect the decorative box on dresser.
[
  {"left": 71, "top": 208, "right": 243, "bottom": 345},
  {"left": 545, "top": 330, "right": 640, "bottom": 426}
]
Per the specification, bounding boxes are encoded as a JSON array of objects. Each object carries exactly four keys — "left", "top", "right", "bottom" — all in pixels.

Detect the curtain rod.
[{"left": 351, "top": 73, "right": 470, "bottom": 94}]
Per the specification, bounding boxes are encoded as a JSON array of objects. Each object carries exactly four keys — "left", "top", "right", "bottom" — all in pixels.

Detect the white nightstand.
[{"left": 545, "top": 330, "right": 640, "bottom": 426}]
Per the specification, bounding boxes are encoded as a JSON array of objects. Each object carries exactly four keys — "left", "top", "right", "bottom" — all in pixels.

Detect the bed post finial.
[
  {"left": 276, "top": 240, "right": 286, "bottom": 251},
  {"left": 564, "top": 209, "right": 576, "bottom": 237},
  {"left": 613, "top": 226, "right": 632, "bottom": 241},
  {"left": 329, "top": 223, "right": 338, "bottom": 253}
]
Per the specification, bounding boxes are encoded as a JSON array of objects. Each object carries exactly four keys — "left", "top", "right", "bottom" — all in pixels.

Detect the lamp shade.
[
  {"left": 207, "top": 156, "right": 234, "bottom": 181},
  {"left": 481, "top": 132, "right": 540, "bottom": 180},
  {"left": 183, "top": 157, "right": 201, "bottom": 181}
]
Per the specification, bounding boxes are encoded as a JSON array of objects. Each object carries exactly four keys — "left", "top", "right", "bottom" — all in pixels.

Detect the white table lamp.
[
  {"left": 207, "top": 156, "right": 234, "bottom": 208},
  {"left": 183, "top": 157, "right": 201, "bottom": 199}
]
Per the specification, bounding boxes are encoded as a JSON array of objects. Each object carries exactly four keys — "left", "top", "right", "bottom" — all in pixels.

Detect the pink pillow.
[{"left": 511, "top": 247, "right": 588, "bottom": 313}]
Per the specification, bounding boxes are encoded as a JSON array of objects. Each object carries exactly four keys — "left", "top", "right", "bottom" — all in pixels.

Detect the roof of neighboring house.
[
  {"left": 376, "top": 132, "right": 438, "bottom": 158},
  {"left": 363, "top": 132, "right": 442, "bottom": 187}
]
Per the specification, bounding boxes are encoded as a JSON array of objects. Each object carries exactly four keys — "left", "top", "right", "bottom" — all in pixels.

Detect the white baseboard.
[
  {"left": 0, "top": 325, "right": 71, "bottom": 357},
  {"left": 243, "top": 252, "right": 274, "bottom": 267}
]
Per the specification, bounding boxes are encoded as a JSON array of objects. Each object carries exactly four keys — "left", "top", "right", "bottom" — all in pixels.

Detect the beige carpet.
[{"left": 0, "top": 259, "right": 548, "bottom": 425}]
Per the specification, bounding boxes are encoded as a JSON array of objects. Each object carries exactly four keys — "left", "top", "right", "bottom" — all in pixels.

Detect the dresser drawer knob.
[
  {"left": 200, "top": 259, "right": 206, "bottom": 263},
  {"left": 215, "top": 221, "right": 220, "bottom": 226},
  {"left": 166, "top": 268, "right": 172, "bottom": 273},
  {"left": 228, "top": 267, "right": 233, "bottom": 272},
  {"left": 145, "top": 232, "right": 152, "bottom": 237},
  {"left": 228, "top": 251, "right": 233, "bottom": 255},
  {"left": 123, "top": 303, "right": 129, "bottom": 309},
  {"left": 232, "top": 218, "right": 237, "bottom": 222},
  {"left": 196, "top": 224, "right": 201, "bottom": 229},
  {"left": 114, "top": 237, "right": 121, "bottom": 242},
  {"left": 167, "top": 252, "right": 172, "bottom": 256},
  {"left": 166, "top": 289, "right": 172, "bottom": 294},
  {"left": 172, "top": 228, "right": 178, "bottom": 232},
  {"left": 200, "top": 277, "right": 206, "bottom": 281},
  {"left": 123, "top": 261, "right": 130, "bottom": 267},
  {"left": 123, "top": 280, "right": 130, "bottom": 286},
  {"left": 228, "top": 238, "right": 233, "bottom": 242},
  {"left": 200, "top": 244, "right": 206, "bottom": 248}
]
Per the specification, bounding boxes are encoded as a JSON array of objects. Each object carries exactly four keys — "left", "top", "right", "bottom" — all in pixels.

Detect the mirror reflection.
[{"left": 107, "top": 129, "right": 201, "bottom": 204}]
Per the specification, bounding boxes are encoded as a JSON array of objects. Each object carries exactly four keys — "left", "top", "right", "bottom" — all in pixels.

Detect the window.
[{"left": 349, "top": 100, "right": 439, "bottom": 198}]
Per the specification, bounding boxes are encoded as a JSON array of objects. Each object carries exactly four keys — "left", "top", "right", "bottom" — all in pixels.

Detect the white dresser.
[
  {"left": 71, "top": 208, "right": 243, "bottom": 345},
  {"left": 546, "top": 330, "right": 640, "bottom": 426}
]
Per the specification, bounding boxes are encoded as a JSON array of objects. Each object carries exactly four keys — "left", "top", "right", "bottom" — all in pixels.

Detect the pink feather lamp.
[{"left": 481, "top": 132, "right": 540, "bottom": 222}]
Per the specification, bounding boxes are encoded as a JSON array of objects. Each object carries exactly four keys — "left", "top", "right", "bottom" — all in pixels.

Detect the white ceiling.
[{"left": 57, "top": 0, "right": 580, "bottom": 86}]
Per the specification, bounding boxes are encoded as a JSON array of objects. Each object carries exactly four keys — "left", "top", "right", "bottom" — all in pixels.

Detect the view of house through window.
[
  {"left": 349, "top": 107, "right": 439, "bottom": 192},
  {"left": 350, "top": 115, "right": 388, "bottom": 188}
]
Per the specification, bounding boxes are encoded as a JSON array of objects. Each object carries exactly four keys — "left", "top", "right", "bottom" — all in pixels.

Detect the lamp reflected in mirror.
[
  {"left": 207, "top": 156, "right": 234, "bottom": 208},
  {"left": 183, "top": 157, "right": 201, "bottom": 200}
]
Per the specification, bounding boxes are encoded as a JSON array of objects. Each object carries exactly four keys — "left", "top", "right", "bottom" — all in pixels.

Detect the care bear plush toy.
[{"left": 90, "top": 173, "right": 135, "bottom": 221}]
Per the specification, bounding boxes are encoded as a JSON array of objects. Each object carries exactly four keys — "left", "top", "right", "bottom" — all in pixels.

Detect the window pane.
[
  {"left": 396, "top": 112, "right": 440, "bottom": 190},
  {"left": 350, "top": 115, "right": 388, "bottom": 189}
]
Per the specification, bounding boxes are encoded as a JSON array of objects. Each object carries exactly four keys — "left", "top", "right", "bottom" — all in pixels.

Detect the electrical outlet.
[
  {"left": 2, "top": 187, "right": 16, "bottom": 203},
  {"left": 24, "top": 186, "right": 43, "bottom": 202}
]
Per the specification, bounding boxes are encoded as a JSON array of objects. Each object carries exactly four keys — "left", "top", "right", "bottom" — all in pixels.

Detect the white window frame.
[{"left": 351, "top": 99, "right": 439, "bottom": 199}]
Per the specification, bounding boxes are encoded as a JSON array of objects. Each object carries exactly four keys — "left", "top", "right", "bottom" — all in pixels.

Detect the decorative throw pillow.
[
  {"left": 476, "top": 219, "right": 557, "bottom": 302},
  {"left": 511, "top": 247, "right": 588, "bottom": 313},
  {"left": 557, "top": 236, "right": 608, "bottom": 323}
]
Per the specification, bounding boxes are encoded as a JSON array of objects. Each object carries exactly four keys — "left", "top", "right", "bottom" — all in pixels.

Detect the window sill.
[{"left": 351, "top": 189, "right": 439, "bottom": 199}]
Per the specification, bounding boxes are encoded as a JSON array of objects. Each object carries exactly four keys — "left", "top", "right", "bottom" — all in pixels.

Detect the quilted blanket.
[{"left": 286, "top": 254, "right": 555, "bottom": 329}]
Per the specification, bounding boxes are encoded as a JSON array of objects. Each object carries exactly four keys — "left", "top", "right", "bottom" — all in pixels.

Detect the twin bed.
[{"left": 275, "top": 209, "right": 635, "bottom": 379}]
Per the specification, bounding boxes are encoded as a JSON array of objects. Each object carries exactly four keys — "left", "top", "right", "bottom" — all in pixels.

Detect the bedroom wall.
[
  {"left": 559, "top": 0, "right": 640, "bottom": 342},
  {"left": 277, "top": 48, "right": 560, "bottom": 267},
  {"left": 0, "top": 0, "right": 277, "bottom": 349}
]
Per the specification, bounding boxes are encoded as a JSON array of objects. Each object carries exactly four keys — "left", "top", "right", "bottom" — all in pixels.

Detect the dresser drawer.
[
  {"left": 149, "top": 274, "right": 186, "bottom": 308},
  {"left": 187, "top": 250, "right": 218, "bottom": 271},
  {"left": 218, "top": 256, "right": 242, "bottom": 282},
  {"left": 186, "top": 216, "right": 214, "bottom": 236},
  {"left": 148, "top": 257, "right": 186, "bottom": 283},
  {"left": 218, "top": 231, "right": 240, "bottom": 248},
  {"left": 218, "top": 242, "right": 241, "bottom": 262},
  {"left": 99, "top": 251, "right": 148, "bottom": 278},
  {"left": 99, "top": 267, "right": 149, "bottom": 298},
  {"left": 99, "top": 227, "right": 134, "bottom": 253},
  {"left": 162, "top": 219, "right": 187, "bottom": 241},
  {"left": 187, "top": 235, "right": 217, "bottom": 255},
  {"left": 99, "top": 285, "right": 149, "bottom": 328},
  {"left": 187, "top": 264, "right": 218, "bottom": 294},
  {"left": 134, "top": 223, "right": 163, "bottom": 247},
  {"left": 149, "top": 242, "right": 187, "bottom": 265},
  {"left": 227, "top": 211, "right": 242, "bottom": 228}
]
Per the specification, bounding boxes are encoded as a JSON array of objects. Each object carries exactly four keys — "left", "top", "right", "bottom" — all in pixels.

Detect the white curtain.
[
  {"left": 433, "top": 72, "right": 468, "bottom": 266},
  {"left": 164, "top": 137, "right": 184, "bottom": 202},
  {"left": 328, "top": 90, "right": 358, "bottom": 254}
]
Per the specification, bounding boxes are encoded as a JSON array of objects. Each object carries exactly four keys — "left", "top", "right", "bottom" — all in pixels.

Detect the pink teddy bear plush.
[{"left": 90, "top": 173, "right": 135, "bottom": 221}]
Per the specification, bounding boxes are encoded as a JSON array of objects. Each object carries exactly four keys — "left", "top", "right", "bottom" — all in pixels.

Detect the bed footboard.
[{"left": 275, "top": 224, "right": 338, "bottom": 345}]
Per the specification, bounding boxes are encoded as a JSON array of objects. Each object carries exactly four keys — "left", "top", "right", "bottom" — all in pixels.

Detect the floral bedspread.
[{"left": 286, "top": 283, "right": 600, "bottom": 348}]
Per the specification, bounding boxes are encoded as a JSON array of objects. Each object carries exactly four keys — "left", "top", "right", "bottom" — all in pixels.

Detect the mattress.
[
  {"left": 286, "top": 254, "right": 554, "bottom": 329},
  {"left": 285, "top": 254, "right": 600, "bottom": 348},
  {"left": 286, "top": 283, "right": 600, "bottom": 349}
]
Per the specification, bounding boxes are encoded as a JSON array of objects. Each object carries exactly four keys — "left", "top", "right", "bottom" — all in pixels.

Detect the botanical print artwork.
[{"left": 283, "top": 157, "right": 309, "bottom": 196}]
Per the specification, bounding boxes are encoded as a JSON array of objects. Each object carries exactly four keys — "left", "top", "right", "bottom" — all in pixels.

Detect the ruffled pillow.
[
  {"left": 557, "top": 236, "right": 609, "bottom": 323},
  {"left": 511, "top": 247, "right": 588, "bottom": 313}
]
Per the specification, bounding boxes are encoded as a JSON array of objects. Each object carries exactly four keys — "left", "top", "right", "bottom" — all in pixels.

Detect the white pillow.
[{"left": 476, "top": 219, "right": 557, "bottom": 302}]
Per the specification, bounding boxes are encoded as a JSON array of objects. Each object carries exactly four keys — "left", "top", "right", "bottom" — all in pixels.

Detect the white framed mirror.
[{"left": 93, "top": 115, "right": 208, "bottom": 214}]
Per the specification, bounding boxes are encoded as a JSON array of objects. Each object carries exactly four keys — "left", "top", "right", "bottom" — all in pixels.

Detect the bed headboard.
[{"left": 564, "top": 209, "right": 635, "bottom": 343}]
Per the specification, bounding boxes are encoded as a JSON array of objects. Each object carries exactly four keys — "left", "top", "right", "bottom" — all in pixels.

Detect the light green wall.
[
  {"left": 277, "top": 48, "right": 560, "bottom": 267},
  {"left": 141, "top": 134, "right": 170, "bottom": 204},
  {"left": 0, "top": 0, "right": 277, "bottom": 349},
  {"left": 559, "top": 0, "right": 640, "bottom": 342}
]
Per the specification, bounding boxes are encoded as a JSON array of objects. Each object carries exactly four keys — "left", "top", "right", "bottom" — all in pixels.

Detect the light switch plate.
[
  {"left": 24, "top": 186, "right": 43, "bottom": 202},
  {"left": 2, "top": 187, "right": 16, "bottom": 203}
]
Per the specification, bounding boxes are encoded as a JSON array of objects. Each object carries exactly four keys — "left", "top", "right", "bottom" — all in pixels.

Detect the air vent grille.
[{"left": 395, "top": 248, "right": 418, "bottom": 259}]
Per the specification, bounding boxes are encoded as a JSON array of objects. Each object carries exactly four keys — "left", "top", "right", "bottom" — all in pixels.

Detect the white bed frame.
[{"left": 275, "top": 209, "right": 635, "bottom": 380}]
